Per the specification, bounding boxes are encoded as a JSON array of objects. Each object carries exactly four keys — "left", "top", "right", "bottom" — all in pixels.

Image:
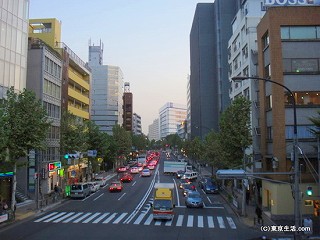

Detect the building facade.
[
  {"left": 190, "top": 1, "right": 239, "bottom": 139},
  {"left": 159, "top": 102, "right": 187, "bottom": 139},
  {"left": 257, "top": 6, "right": 320, "bottom": 220},
  {"left": 123, "top": 82, "right": 133, "bottom": 131},
  {"left": 89, "top": 42, "right": 124, "bottom": 135},
  {"left": 133, "top": 113, "right": 142, "bottom": 135},
  {"left": 29, "top": 18, "right": 91, "bottom": 121},
  {"left": 148, "top": 118, "right": 160, "bottom": 141}
]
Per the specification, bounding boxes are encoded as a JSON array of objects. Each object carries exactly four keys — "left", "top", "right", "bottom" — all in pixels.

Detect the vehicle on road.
[
  {"left": 116, "top": 166, "right": 127, "bottom": 173},
  {"left": 130, "top": 167, "right": 139, "bottom": 174},
  {"left": 183, "top": 183, "right": 196, "bottom": 196},
  {"left": 109, "top": 181, "right": 123, "bottom": 192},
  {"left": 70, "top": 183, "right": 91, "bottom": 199},
  {"left": 163, "top": 161, "right": 188, "bottom": 175},
  {"left": 94, "top": 176, "right": 107, "bottom": 187},
  {"left": 198, "top": 176, "right": 219, "bottom": 194},
  {"left": 185, "top": 191, "right": 204, "bottom": 208},
  {"left": 87, "top": 182, "right": 100, "bottom": 193},
  {"left": 152, "top": 183, "right": 175, "bottom": 220},
  {"left": 181, "top": 171, "right": 198, "bottom": 181},
  {"left": 120, "top": 173, "right": 133, "bottom": 183},
  {"left": 175, "top": 170, "right": 185, "bottom": 178},
  {"left": 141, "top": 168, "right": 151, "bottom": 177},
  {"left": 178, "top": 179, "right": 191, "bottom": 189}
]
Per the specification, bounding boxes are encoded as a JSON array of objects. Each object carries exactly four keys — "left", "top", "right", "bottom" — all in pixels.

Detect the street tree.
[
  {"left": 218, "top": 96, "right": 252, "bottom": 168},
  {"left": 0, "top": 87, "right": 51, "bottom": 210},
  {"left": 112, "top": 125, "right": 132, "bottom": 166}
]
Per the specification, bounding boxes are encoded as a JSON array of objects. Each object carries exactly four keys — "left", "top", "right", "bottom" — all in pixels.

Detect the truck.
[
  {"left": 152, "top": 183, "right": 175, "bottom": 220},
  {"left": 163, "top": 161, "right": 191, "bottom": 175}
]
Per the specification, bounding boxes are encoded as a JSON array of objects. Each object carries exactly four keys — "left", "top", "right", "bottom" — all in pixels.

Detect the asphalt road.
[{"left": 0, "top": 153, "right": 267, "bottom": 240}]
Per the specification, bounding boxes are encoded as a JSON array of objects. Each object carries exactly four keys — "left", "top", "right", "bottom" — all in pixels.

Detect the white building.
[
  {"left": 88, "top": 42, "right": 123, "bottom": 135},
  {"left": 0, "top": 0, "right": 29, "bottom": 98},
  {"left": 228, "top": 0, "right": 266, "bottom": 168},
  {"left": 133, "top": 113, "right": 142, "bottom": 135},
  {"left": 159, "top": 102, "right": 187, "bottom": 139},
  {"left": 148, "top": 118, "right": 160, "bottom": 141}
]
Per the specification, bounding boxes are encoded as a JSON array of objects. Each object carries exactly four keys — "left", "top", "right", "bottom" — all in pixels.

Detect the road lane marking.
[
  {"left": 113, "top": 213, "right": 128, "bottom": 224},
  {"left": 93, "top": 193, "right": 104, "bottom": 201},
  {"left": 165, "top": 219, "right": 173, "bottom": 226},
  {"left": 102, "top": 213, "right": 117, "bottom": 223},
  {"left": 176, "top": 215, "right": 184, "bottom": 227},
  {"left": 53, "top": 212, "right": 75, "bottom": 223},
  {"left": 73, "top": 213, "right": 92, "bottom": 223},
  {"left": 207, "top": 216, "right": 214, "bottom": 228},
  {"left": 198, "top": 216, "right": 204, "bottom": 228},
  {"left": 217, "top": 216, "right": 226, "bottom": 228},
  {"left": 154, "top": 220, "right": 162, "bottom": 226},
  {"left": 118, "top": 193, "right": 126, "bottom": 200},
  {"left": 132, "top": 181, "right": 137, "bottom": 186},
  {"left": 92, "top": 213, "right": 110, "bottom": 223},
  {"left": 227, "top": 217, "right": 236, "bottom": 229},
  {"left": 62, "top": 212, "right": 83, "bottom": 223},
  {"left": 34, "top": 212, "right": 58, "bottom": 222},
  {"left": 134, "top": 213, "right": 146, "bottom": 225},
  {"left": 44, "top": 212, "right": 67, "bottom": 222},
  {"left": 82, "top": 212, "right": 101, "bottom": 223},
  {"left": 144, "top": 214, "right": 153, "bottom": 225},
  {"left": 187, "top": 215, "right": 194, "bottom": 227}
]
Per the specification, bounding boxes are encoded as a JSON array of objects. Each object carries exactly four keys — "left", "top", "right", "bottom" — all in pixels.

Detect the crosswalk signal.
[
  {"left": 64, "top": 154, "right": 69, "bottom": 159},
  {"left": 306, "top": 186, "right": 313, "bottom": 196}
]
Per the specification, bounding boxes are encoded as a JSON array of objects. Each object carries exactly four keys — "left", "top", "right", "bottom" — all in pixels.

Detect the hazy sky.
[{"left": 29, "top": 0, "right": 214, "bottom": 134}]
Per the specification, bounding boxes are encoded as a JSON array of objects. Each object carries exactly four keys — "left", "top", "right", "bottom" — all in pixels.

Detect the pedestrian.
[
  {"left": 246, "top": 189, "right": 250, "bottom": 205},
  {"left": 255, "top": 205, "right": 263, "bottom": 224}
]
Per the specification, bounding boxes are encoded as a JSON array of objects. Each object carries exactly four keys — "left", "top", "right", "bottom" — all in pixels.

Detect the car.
[
  {"left": 203, "top": 180, "right": 219, "bottom": 194},
  {"left": 198, "top": 176, "right": 212, "bottom": 189},
  {"left": 179, "top": 179, "right": 191, "bottom": 189},
  {"left": 117, "top": 166, "right": 127, "bottom": 173},
  {"left": 141, "top": 168, "right": 151, "bottom": 177},
  {"left": 185, "top": 191, "right": 204, "bottom": 208},
  {"left": 94, "top": 176, "right": 107, "bottom": 187},
  {"left": 120, "top": 173, "right": 133, "bottom": 182},
  {"left": 183, "top": 184, "right": 196, "bottom": 196},
  {"left": 147, "top": 164, "right": 155, "bottom": 170},
  {"left": 130, "top": 167, "right": 139, "bottom": 174},
  {"left": 87, "top": 182, "right": 100, "bottom": 193},
  {"left": 175, "top": 170, "right": 185, "bottom": 178},
  {"left": 181, "top": 171, "right": 198, "bottom": 181},
  {"left": 70, "top": 183, "right": 91, "bottom": 199},
  {"left": 109, "top": 181, "right": 123, "bottom": 192}
]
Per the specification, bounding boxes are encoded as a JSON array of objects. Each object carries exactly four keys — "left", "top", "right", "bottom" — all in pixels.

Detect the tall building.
[
  {"left": 189, "top": 1, "right": 239, "bottom": 139},
  {"left": 159, "top": 102, "right": 187, "bottom": 139},
  {"left": 89, "top": 42, "right": 124, "bottom": 135},
  {"left": 148, "top": 118, "right": 160, "bottom": 141},
  {"left": 133, "top": 113, "right": 142, "bottom": 135},
  {"left": 123, "top": 82, "right": 133, "bottom": 131},
  {"left": 256, "top": 6, "right": 320, "bottom": 220},
  {"left": 0, "top": 0, "right": 30, "bottom": 206},
  {"left": 0, "top": 0, "right": 29, "bottom": 98},
  {"left": 26, "top": 38, "right": 63, "bottom": 195},
  {"left": 228, "top": 0, "right": 266, "bottom": 172},
  {"left": 29, "top": 18, "right": 91, "bottom": 120}
]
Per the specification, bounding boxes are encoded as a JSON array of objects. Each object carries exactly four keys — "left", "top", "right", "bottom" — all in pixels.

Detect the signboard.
[
  {"left": 87, "top": 150, "right": 97, "bottom": 157},
  {"left": 48, "top": 161, "right": 62, "bottom": 172},
  {"left": 216, "top": 169, "right": 246, "bottom": 179},
  {"left": 264, "top": 0, "right": 320, "bottom": 6},
  {"left": 0, "top": 213, "right": 8, "bottom": 223}
]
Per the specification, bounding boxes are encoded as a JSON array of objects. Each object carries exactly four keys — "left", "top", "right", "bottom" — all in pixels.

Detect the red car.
[
  {"left": 120, "top": 173, "right": 133, "bottom": 183},
  {"left": 109, "top": 181, "right": 123, "bottom": 192},
  {"left": 117, "top": 166, "right": 127, "bottom": 173}
]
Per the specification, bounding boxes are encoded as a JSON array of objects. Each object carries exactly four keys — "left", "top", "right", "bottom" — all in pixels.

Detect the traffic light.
[
  {"left": 64, "top": 154, "right": 69, "bottom": 159},
  {"left": 306, "top": 186, "right": 313, "bottom": 196}
]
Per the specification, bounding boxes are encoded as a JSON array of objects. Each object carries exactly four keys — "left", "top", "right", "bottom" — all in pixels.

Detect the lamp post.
[{"left": 232, "top": 76, "right": 300, "bottom": 239}]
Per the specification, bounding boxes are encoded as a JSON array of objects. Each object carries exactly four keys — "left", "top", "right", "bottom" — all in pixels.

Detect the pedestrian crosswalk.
[{"left": 33, "top": 211, "right": 237, "bottom": 229}]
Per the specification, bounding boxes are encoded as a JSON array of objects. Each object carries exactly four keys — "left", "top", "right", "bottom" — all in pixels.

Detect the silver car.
[{"left": 185, "top": 191, "right": 204, "bottom": 208}]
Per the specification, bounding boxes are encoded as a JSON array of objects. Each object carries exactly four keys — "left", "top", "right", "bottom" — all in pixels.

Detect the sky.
[{"left": 29, "top": 0, "right": 214, "bottom": 134}]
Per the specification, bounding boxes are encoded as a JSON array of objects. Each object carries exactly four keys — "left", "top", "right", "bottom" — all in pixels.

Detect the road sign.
[
  {"left": 216, "top": 169, "right": 246, "bottom": 179},
  {"left": 87, "top": 150, "right": 97, "bottom": 157}
]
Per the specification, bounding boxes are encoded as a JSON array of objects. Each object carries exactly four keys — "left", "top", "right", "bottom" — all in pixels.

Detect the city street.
[{"left": 0, "top": 154, "right": 285, "bottom": 240}]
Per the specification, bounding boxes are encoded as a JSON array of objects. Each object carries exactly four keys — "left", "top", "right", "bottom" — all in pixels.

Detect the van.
[
  {"left": 181, "top": 171, "right": 198, "bottom": 181},
  {"left": 70, "top": 183, "right": 90, "bottom": 199}
]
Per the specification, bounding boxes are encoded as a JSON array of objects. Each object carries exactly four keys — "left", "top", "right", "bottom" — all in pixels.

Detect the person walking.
[{"left": 255, "top": 205, "right": 263, "bottom": 224}]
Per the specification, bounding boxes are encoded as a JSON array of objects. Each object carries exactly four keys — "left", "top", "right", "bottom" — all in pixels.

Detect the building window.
[
  {"left": 267, "top": 126, "right": 273, "bottom": 140},
  {"left": 283, "top": 58, "right": 319, "bottom": 73},
  {"left": 262, "top": 32, "right": 269, "bottom": 49},
  {"left": 285, "top": 91, "right": 320, "bottom": 106},
  {"left": 266, "top": 95, "right": 272, "bottom": 110},
  {"left": 243, "top": 66, "right": 249, "bottom": 77},
  {"left": 264, "top": 64, "right": 271, "bottom": 78},
  {"left": 285, "top": 125, "right": 317, "bottom": 139},
  {"left": 242, "top": 45, "right": 248, "bottom": 59},
  {"left": 281, "top": 26, "right": 320, "bottom": 40}
]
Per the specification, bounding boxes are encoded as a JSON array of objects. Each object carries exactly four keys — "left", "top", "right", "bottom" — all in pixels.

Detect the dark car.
[
  {"left": 203, "top": 179, "right": 219, "bottom": 194},
  {"left": 179, "top": 179, "right": 191, "bottom": 189},
  {"left": 183, "top": 184, "right": 196, "bottom": 196},
  {"left": 198, "top": 176, "right": 212, "bottom": 189},
  {"left": 185, "top": 191, "right": 204, "bottom": 208}
]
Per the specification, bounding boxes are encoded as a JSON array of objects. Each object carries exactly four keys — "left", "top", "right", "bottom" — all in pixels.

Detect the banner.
[{"left": 265, "top": 0, "right": 320, "bottom": 6}]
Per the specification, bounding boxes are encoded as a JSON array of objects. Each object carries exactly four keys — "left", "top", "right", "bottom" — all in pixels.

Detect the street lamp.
[{"left": 232, "top": 76, "right": 300, "bottom": 238}]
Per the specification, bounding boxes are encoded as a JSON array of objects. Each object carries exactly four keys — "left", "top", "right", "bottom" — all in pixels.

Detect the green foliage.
[
  {"left": 112, "top": 124, "right": 132, "bottom": 156},
  {"left": 0, "top": 87, "right": 51, "bottom": 164},
  {"left": 164, "top": 134, "right": 183, "bottom": 150},
  {"left": 132, "top": 133, "right": 148, "bottom": 151}
]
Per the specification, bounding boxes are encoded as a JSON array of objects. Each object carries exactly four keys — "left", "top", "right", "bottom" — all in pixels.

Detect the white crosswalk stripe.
[{"left": 33, "top": 211, "right": 237, "bottom": 229}]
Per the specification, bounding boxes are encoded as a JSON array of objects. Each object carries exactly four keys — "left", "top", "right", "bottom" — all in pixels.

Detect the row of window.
[
  {"left": 266, "top": 92, "right": 320, "bottom": 109},
  {"left": 43, "top": 101, "right": 60, "bottom": 119},
  {"left": 44, "top": 79, "right": 61, "bottom": 99},
  {"left": 47, "top": 125, "right": 60, "bottom": 140},
  {"left": 283, "top": 58, "right": 320, "bottom": 73},
  {"left": 45, "top": 56, "right": 61, "bottom": 78},
  {"left": 281, "top": 26, "right": 320, "bottom": 40},
  {"left": 266, "top": 125, "right": 317, "bottom": 140}
]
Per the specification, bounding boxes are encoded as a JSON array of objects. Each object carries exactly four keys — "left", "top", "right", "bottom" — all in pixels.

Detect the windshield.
[{"left": 153, "top": 200, "right": 172, "bottom": 210}]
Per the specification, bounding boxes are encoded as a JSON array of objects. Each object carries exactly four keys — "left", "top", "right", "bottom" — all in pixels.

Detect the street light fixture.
[{"left": 232, "top": 76, "right": 300, "bottom": 238}]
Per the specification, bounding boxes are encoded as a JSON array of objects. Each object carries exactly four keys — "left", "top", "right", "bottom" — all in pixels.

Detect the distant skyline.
[{"left": 29, "top": 0, "right": 214, "bottom": 134}]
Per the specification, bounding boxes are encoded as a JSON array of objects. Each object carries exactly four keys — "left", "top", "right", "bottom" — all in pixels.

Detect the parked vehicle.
[
  {"left": 152, "top": 183, "right": 175, "bottom": 220},
  {"left": 185, "top": 191, "right": 204, "bottom": 208},
  {"left": 109, "top": 181, "right": 123, "bottom": 192},
  {"left": 70, "top": 183, "right": 90, "bottom": 199},
  {"left": 94, "top": 176, "right": 107, "bottom": 187},
  {"left": 87, "top": 182, "right": 100, "bottom": 193}
]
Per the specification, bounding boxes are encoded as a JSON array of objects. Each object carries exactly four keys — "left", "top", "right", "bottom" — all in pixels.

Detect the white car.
[
  {"left": 130, "top": 167, "right": 139, "bottom": 174},
  {"left": 88, "top": 182, "right": 100, "bottom": 193},
  {"left": 94, "top": 176, "right": 107, "bottom": 187},
  {"left": 141, "top": 168, "right": 151, "bottom": 177}
]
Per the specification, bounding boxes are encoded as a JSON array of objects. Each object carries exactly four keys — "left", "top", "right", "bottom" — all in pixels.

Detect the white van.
[
  {"left": 181, "top": 171, "right": 198, "bottom": 181},
  {"left": 70, "top": 183, "right": 90, "bottom": 199}
]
